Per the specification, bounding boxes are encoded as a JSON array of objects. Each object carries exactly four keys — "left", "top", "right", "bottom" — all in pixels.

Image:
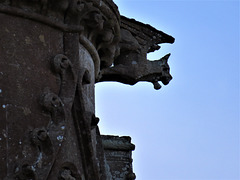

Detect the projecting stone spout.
[
  {"left": 99, "top": 53, "right": 172, "bottom": 90},
  {"left": 98, "top": 16, "right": 174, "bottom": 90}
]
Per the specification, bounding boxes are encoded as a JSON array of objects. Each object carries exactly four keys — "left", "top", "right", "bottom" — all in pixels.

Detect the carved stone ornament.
[
  {"left": 98, "top": 16, "right": 175, "bottom": 90},
  {"left": 0, "top": 0, "right": 174, "bottom": 179}
]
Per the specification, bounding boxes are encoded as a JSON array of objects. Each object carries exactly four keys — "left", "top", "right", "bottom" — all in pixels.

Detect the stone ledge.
[{"left": 102, "top": 135, "right": 135, "bottom": 151}]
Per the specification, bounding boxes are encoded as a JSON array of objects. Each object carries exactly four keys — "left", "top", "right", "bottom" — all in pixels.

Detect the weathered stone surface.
[
  {"left": 102, "top": 135, "right": 136, "bottom": 180},
  {"left": 0, "top": 13, "right": 64, "bottom": 179},
  {"left": 98, "top": 16, "right": 174, "bottom": 90},
  {"left": 0, "top": 0, "right": 174, "bottom": 179}
]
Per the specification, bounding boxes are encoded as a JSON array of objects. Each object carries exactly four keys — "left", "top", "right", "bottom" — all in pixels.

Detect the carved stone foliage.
[
  {"left": 0, "top": 0, "right": 121, "bottom": 81},
  {"left": 4, "top": 53, "right": 76, "bottom": 179},
  {"left": 0, "top": 0, "right": 174, "bottom": 89}
]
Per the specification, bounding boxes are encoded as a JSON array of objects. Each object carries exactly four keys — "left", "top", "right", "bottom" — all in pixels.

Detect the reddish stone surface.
[
  {"left": 0, "top": 1, "right": 174, "bottom": 179},
  {"left": 0, "top": 13, "right": 63, "bottom": 179}
]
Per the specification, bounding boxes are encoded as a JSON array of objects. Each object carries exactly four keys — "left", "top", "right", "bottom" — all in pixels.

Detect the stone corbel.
[{"left": 75, "top": 0, "right": 121, "bottom": 80}]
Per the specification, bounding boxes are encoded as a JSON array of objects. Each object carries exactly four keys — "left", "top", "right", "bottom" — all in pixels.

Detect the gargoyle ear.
[{"left": 161, "top": 53, "right": 171, "bottom": 64}]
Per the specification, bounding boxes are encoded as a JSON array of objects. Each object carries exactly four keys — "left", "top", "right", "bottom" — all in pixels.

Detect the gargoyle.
[{"left": 98, "top": 16, "right": 175, "bottom": 90}]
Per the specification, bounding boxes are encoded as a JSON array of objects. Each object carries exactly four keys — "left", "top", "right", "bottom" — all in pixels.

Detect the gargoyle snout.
[{"left": 162, "top": 74, "right": 172, "bottom": 85}]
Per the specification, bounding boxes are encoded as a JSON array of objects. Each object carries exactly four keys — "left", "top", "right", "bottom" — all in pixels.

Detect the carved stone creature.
[
  {"left": 99, "top": 53, "right": 172, "bottom": 90},
  {"left": 98, "top": 22, "right": 174, "bottom": 90}
]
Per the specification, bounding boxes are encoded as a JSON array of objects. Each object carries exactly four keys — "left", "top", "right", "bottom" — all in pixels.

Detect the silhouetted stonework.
[
  {"left": 102, "top": 135, "right": 135, "bottom": 180},
  {"left": 0, "top": 0, "right": 174, "bottom": 179}
]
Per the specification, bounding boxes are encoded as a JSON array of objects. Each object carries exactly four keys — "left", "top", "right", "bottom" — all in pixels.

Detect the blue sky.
[{"left": 96, "top": 1, "right": 239, "bottom": 180}]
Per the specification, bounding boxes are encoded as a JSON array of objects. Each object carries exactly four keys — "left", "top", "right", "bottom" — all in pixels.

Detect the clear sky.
[{"left": 95, "top": 0, "right": 239, "bottom": 180}]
